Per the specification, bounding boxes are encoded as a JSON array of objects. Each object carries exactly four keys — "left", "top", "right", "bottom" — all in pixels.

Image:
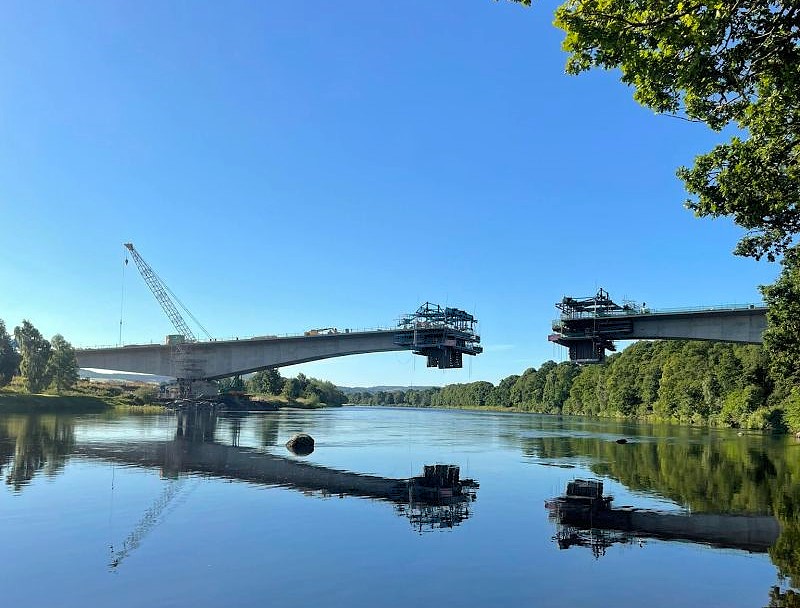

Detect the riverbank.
[
  {"left": 212, "top": 393, "right": 341, "bottom": 411},
  {"left": 0, "top": 392, "right": 112, "bottom": 412},
  {"left": 0, "top": 379, "right": 166, "bottom": 413},
  {"left": 0, "top": 388, "right": 341, "bottom": 414},
  {"left": 347, "top": 402, "right": 793, "bottom": 435}
]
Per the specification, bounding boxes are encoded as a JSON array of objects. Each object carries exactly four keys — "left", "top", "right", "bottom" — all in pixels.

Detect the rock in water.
[
  {"left": 286, "top": 433, "right": 314, "bottom": 455},
  {"left": 615, "top": 438, "right": 628, "bottom": 444}
]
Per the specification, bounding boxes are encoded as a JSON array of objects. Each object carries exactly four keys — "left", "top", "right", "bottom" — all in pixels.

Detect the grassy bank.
[
  {"left": 228, "top": 394, "right": 337, "bottom": 410},
  {"left": 0, "top": 379, "right": 166, "bottom": 413},
  {"left": 0, "top": 392, "right": 111, "bottom": 412}
]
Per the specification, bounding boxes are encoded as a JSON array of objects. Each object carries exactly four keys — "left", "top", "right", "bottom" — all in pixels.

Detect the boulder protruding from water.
[
  {"left": 286, "top": 433, "right": 315, "bottom": 456},
  {"left": 615, "top": 438, "right": 629, "bottom": 444}
]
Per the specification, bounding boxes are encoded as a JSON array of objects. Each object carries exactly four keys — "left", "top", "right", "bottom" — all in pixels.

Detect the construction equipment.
[
  {"left": 395, "top": 302, "right": 482, "bottom": 368},
  {"left": 123, "top": 243, "right": 212, "bottom": 395}
]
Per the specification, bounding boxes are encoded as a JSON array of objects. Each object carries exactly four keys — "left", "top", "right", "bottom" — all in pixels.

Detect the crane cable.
[
  {"left": 119, "top": 255, "right": 128, "bottom": 346},
  {"left": 160, "top": 278, "right": 213, "bottom": 341}
]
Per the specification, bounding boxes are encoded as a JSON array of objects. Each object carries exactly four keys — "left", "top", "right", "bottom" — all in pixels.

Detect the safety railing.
[
  {"left": 556, "top": 302, "right": 765, "bottom": 322},
  {"left": 75, "top": 326, "right": 401, "bottom": 349}
]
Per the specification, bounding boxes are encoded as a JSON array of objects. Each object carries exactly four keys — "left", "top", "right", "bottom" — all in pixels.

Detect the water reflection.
[
  {"left": 512, "top": 423, "right": 800, "bottom": 587},
  {"left": 4, "top": 407, "right": 800, "bottom": 600},
  {"left": 91, "top": 410, "right": 481, "bottom": 536},
  {"left": 0, "top": 415, "right": 75, "bottom": 491},
  {"left": 1, "top": 410, "right": 478, "bottom": 538},
  {"left": 109, "top": 477, "right": 191, "bottom": 569},
  {"left": 545, "top": 479, "right": 780, "bottom": 555}
]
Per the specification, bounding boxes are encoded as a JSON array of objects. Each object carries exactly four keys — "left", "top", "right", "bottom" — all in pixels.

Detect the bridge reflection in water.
[
  {"left": 545, "top": 480, "right": 781, "bottom": 558},
  {"left": 73, "top": 410, "right": 478, "bottom": 538}
]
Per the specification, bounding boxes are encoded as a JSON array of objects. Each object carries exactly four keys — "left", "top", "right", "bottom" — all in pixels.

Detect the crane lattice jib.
[{"left": 124, "top": 243, "right": 197, "bottom": 342}]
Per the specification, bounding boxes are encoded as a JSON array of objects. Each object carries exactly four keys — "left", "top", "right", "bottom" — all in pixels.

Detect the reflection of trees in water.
[
  {"left": 771, "top": 517, "right": 800, "bottom": 590},
  {"left": 520, "top": 434, "right": 795, "bottom": 515},
  {"left": 522, "top": 432, "right": 800, "bottom": 587},
  {"left": 0, "top": 422, "right": 14, "bottom": 480},
  {"left": 0, "top": 415, "right": 75, "bottom": 491},
  {"left": 258, "top": 416, "right": 280, "bottom": 447}
]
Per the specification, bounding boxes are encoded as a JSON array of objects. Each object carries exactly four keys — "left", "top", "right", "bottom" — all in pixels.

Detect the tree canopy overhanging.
[{"left": 510, "top": 0, "right": 800, "bottom": 261}]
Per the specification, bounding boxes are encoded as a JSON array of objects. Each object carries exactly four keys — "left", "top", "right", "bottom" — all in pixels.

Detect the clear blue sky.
[{"left": 0, "top": 1, "right": 778, "bottom": 387}]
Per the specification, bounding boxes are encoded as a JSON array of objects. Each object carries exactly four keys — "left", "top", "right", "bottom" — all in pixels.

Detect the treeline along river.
[
  {"left": 1, "top": 405, "right": 799, "bottom": 607},
  {"left": 349, "top": 340, "right": 793, "bottom": 432}
]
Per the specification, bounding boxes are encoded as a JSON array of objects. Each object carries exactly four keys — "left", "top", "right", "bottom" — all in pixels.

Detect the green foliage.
[
  {"left": 247, "top": 368, "right": 285, "bottom": 395},
  {"left": 780, "top": 388, "right": 800, "bottom": 432},
  {"left": 218, "top": 375, "right": 245, "bottom": 393},
  {"left": 348, "top": 387, "right": 441, "bottom": 407},
  {"left": 762, "top": 248, "right": 800, "bottom": 384},
  {"left": 432, "top": 381, "right": 495, "bottom": 408},
  {"left": 133, "top": 385, "right": 159, "bottom": 404},
  {"left": 563, "top": 363, "right": 606, "bottom": 416},
  {"left": 0, "top": 320, "right": 20, "bottom": 388},
  {"left": 47, "top": 334, "right": 79, "bottom": 394},
  {"left": 243, "top": 370, "right": 347, "bottom": 406},
  {"left": 486, "top": 374, "right": 519, "bottom": 407},
  {"left": 351, "top": 341, "right": 786, "bottom": 428},
  {"left": 13, "top": 321, "right": 52, "bottom": 394},
  {"left": 282, "top": 377, "right": 302, "bottom": 399},
  {"left": 302, "top": 378, "right": 346, "bottom": 406},
  {"left": 720, "top": 386, "right": 762, "bottom": 427}
]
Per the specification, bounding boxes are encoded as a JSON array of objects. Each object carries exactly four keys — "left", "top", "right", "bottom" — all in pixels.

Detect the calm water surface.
[{"left": 1, "top": 406, "right": 799, "bottom": 607}]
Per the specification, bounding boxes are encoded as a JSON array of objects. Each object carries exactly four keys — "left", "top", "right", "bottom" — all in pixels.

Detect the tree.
[
  {"left": 282, "top": 377, "right": 302, "bottom": 399},
  {"left": 13, "top": 320, "right": 52, "bottom": 393},
  {"left": 510, "top": 0, "right": 800, "bottom": 261},
  {"left": 0, "top": 319, "right": 20, "bottom": 388},
  {"left": 247, "top": 368, "right": 285, "bottom": 395},
  {"left": 47, "top": 334, "right": 79, "bottom": 394},
  {"left": 302, "top": 378, "right": 347, "bottom": 406},
  {"left": 218, "top": 375, "right": 245, "bottom": 393},
  {"left": 762, "top": 249, "right": 800, "bottom": 384}
]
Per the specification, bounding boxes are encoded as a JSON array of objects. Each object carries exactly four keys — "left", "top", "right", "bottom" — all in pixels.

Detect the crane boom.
[{"left": 123, "top": 243, "right": 199, "bottom": 342}]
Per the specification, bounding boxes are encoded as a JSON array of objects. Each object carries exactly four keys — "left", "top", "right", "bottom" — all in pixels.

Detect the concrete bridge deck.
[
  {"left": 77, "top": 323, "right": 482, "bottom": 386},
  {"left": 549, "top": 290, "right": 768, "bottom": 362},
  {"left": 77, "top": 330, "right": 406, "bottom": 380}
]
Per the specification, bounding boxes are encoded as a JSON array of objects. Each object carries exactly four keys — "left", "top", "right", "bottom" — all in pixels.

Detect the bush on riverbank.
[{"left": 244, "top": 370, "right": 346, "bottom": 407}]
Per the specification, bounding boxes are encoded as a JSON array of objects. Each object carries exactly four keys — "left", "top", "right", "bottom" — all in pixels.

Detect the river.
[{"left": 0, "top": 406, "right": 798, "bottom": 607}]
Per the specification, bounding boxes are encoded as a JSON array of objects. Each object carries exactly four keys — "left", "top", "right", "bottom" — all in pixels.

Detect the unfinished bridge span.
[
  {"left": 76, "top": 302, "right": 482, "bottom": 388},
  {"left": 549, "top": 289, "right": 767, "bottom": 363}
]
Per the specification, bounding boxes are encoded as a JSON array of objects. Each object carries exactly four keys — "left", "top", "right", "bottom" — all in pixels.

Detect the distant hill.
[{"left": 337, "top": 385, "right": 438, "bottom": 395}]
